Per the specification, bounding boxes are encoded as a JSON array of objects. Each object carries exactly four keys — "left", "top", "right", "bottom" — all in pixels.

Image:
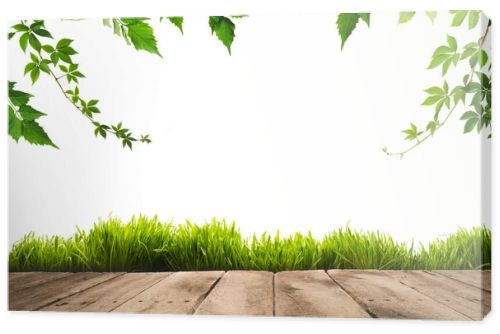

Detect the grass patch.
[{"left": 9, "top": 216, "right": 491, "bottom": 272}]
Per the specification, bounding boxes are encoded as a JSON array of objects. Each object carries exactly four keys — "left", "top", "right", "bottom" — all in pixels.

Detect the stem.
[
  {"left": 386, "top": 20, "right": 491, "bottom": 158},
  {"left": 48, "top": 69, "right": 118, "bottom": 138}
]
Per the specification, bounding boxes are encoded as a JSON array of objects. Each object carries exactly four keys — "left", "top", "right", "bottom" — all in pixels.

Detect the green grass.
[{"left": 9, "top": 215, "right": 491, "bottom": 272}]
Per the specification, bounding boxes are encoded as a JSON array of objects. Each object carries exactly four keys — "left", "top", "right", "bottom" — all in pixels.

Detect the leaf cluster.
[
  {"left": 8, "top": 20, "right": 152, "bottom": 150},
  {"left": 8, "top": 81, "right": 58, "bottom": 148}
]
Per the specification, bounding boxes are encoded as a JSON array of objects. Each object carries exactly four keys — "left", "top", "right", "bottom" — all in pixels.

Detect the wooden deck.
[{"left": 9, "top": 270, "right": 491, "bottom": 320}]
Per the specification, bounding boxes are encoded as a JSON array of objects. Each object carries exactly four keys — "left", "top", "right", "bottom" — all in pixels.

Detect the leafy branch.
[
  {"left": 384, "top": 13, "right": 491, "bottom": 158},
  {"left": 8, "top": 20, "right": 151, "bottom": 149},
  {"left": 103, "top": 16, "right": 244, "bottom": 56},
  {"left": 102, "top": 18, "right": 162, "bottom": 57}
]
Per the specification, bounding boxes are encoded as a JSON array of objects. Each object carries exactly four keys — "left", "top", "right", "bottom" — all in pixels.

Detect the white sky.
[{"left": 8, "top": 12, "right": 491, "bottom": 245}]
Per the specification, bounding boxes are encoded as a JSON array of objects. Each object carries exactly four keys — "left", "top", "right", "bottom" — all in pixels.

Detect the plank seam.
[
  {"left": 190, "top": 271, "right": 226, "bottom": 315},
  {"left": 33, "top": 273, "right": 127, "bottom": 311},
  {"left": 430, "top": 271, "right": 491, "bottom": 292},
  {"left": 107, "top": 273, "right": 173, "bottom": 312},
  {"left": 394, "top": 276, "right": 474, "bottom": 320},
  {"left": 272, "top": 272, "right": 276, "bottom": 317},
  {"left": 324, "top": 270, "right": 378, "bottom": 319}
]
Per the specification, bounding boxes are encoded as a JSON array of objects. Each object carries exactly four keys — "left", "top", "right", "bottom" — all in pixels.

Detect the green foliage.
[
  {"left": 336, "top": 13, "right": 370, "bottom": 49},
  {"left": 399, "top": 11, "right": 438, "bottom": 24},
  {"left": 164, "top": 16, "right": 184, "bottom": 34},
  {"left": 8, "top": 82, "right": 58, "bottom": 148},
  {"left": 427, "top": 35, "right": 460, "bottom": 76},
  {"left": 103, "top": 18, "right": 162, "bottom": 57},
  {"left": 425, "top": 11, "right": 438, "bottom": 23},
  {"left": 8, "top": 216, "right": 491, "bottom": 272},
  {"left": 399, "top": 12, "right": 416, "bottom": 24},
  {"left": 401, "top": 123, "right": 423, "bottom": 141},
  {"left": 9, "top": 20, "right": 151, "bottom": 149},
  {"left": 386, "top": 13, "right": 492, "bottom": 157},
  {"left": 208, "top": 16, "right": 236, "bottom": 54},
  {"left": 450, "top": 10, "right": 481, "bottom": 29}
]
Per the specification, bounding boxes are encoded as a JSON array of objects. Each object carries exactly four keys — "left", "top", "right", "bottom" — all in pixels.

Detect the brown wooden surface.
[
  {"left": 196, "top": 271, "right": 273, "bottom": 316},
  {"left": 9, "top": 272, "right": 123, "bottom": 311},
  {"left": 9, "top": 270, "right": 491, "bottom": 320},
  {"left": 41, "top": 272, "right": 172, "bottom": 312},
  {"left": 385, "top": 270, "right": 490, "bottom": 320},
  {"left": 275, "top": 270, "right": 370, "bottom": 318},
  {"left": 434, "top": 270, "right": 491, "bottom": 291},
  {"left": 113, "top": 271, "right": 224, "bottom": 314},
  {"left": 328, "top": 270, "right": 472, "bottom": 320}
]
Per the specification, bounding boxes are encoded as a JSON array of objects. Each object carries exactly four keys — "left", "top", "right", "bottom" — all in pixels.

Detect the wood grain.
[
  {"left": 328, "top": 270, "right": 470, "bottom": 320},
  {"left": 9, "top": 272, "right": 72, "bottom": 293},
  {"left": 195, "top": 271, "right": 273, "bottom": 316},
  {"left": 9, "top": 272, "right": 123, "bottom": 311},
  {"left": 41, "top": 272, "right": 171, "bottom": 312},
  {"left": 386, "top": 270, "right": 489, "bottom": 320},
  {"left": 112, "top": 271, "right": 224, "bottom": 314},
  {"left": 434, "top": 270, "right": 491, "bottom": 291},
  {"left": 275, "top": 270, "right": 370, "bottom": 318}
]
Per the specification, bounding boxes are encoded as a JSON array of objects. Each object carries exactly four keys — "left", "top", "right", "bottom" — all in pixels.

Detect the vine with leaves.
[
  {"left": 335, "top": 11, "right": 491, "bottom": 158},
  {"left": 7, "top": 16, "right": 243, "bottom": 149},
  {"left": 8, "top": 13, "right": 490, "bottom": 155}
]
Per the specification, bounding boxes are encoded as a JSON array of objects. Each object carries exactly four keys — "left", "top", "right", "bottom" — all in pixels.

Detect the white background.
[
  {"left": 1, "top": 1, "right": 499, "bottom": 334},
  {"left": 6, "top": 7, "right": 490, "bottom": 246}
]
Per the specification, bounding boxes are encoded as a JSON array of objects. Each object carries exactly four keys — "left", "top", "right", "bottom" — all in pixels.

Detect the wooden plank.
[
  {"left": 275, "top": 270, "right": 370, "bottom": 318},
  {"left": 113, "top": 271, "right": 224, "bottom": 314},
  {"left": 40, "top": 272, "right": 172, "bottom": 312},
  {"left": 9, "top": 272, "right": 73, "bottom": 293},
  {"left": 195, "top": 271, "right": 273, "bottom": 316},
  {"left": 386, "top": 270, "right": 489, "bottom": 320},
  {"left": 328, "top": 270, "right": 470, "bottom": 320},
  {"left": 9, "top": 272, "right": 123, "bottom": 311},
  {"left": 434, "top": 270, "right": 491, "bottom": 291}
]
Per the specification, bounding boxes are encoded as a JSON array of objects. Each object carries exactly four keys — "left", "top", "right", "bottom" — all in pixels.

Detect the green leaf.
[
  {"left": 336, "top": 13, "right": 360, "bottom": 50},
  {"left": 12, "top": 23, "right": 29, "bottom": 32},
  {"left": 126, "top": 22, "right": 162, "bottom": 57},
  {"left": 479, "top": 49, "right": 488, "bottom": 67},
  {"left": 33, "top": 29, "right": 53, "bottom": 38},
  {"left": 425, "top": 11, "right": 438, "bottom": 23},
  {"left": 28, "top": 33, "right": 42, "bottom": 52},
  {"left": 57, "top": 52, "right": 72, "bottom": 64},
  {"left": 208, "top": 16, "right": 236, "bottom": 54},
  {"left": 8, "top": 82, "right": 33, "bottom": 106},
  {"left": 21, "top": 120, "right": 58, "bottom": 148},
  {"left": 451, "top": 10, "right": 468, "bottom": 27},
  {"left": 49, "top": 52, "right": 58, "bottom": 65},
  {"left": 358, "top": 13, "right": 370, "bottom": 27},
  {"left": 422, "top": 95, "right": 443, "bottom": 106},
  {"left": 402, "top": 123, "right": 422, "bottom": 140},
  {"left": 19, "top": 32, "right": 29, "bottom": 52},
  {"left": 167, "top": 17, "right": 184, "bottom": 34},
  {"left": 424, "top": 86, "right": 443, "bottom": 95},
  {"left": 426, "top": 121, "right": 437, "bottom": 135},
  {"left": 463, "top": 117, "right": 479, "bottom": 133},
  {"left": 42, "top": 44, "right": 55, "bottom": 53},
  {"left": 30, "top": 68, "right": 40, "bottom": 84},
  {"left": 447, "top": 35, "right": 457, "bottom": 52},
  {"left": 460, "top": 111, "right": 478, "bottom": 120},
  {"left": 18, "top": 105, "right": 46, "bottom": 120},
  {"left": 56, "top": 38, "right": 73, "bottom": 49},
  {"left": 24, "top": 62, "right": 36, "bottom": 75},
  {"left": 468, "top": 11, "right": 480, "bottom": 29},
  {"left": 399, "top": 12, "right": 416, "bottom": 24},
  {"left": 8, "top": 106, "right": 23, "bottom": 141}
]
